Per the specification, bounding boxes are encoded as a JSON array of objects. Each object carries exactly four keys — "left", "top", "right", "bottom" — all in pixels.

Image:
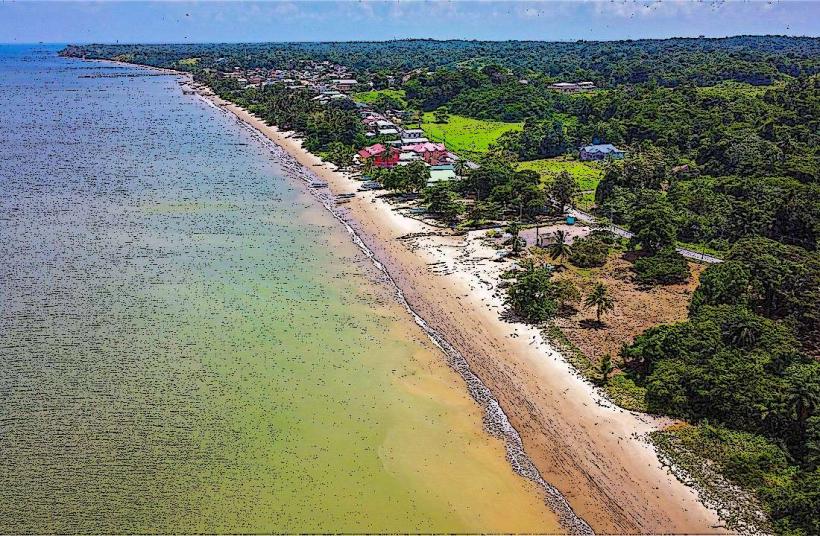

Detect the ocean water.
[{"left": 0, "top": 45, "right": 559, "bottom": 533}]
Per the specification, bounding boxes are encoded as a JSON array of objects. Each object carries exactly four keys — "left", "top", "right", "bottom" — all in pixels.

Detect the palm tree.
[
  {"left": 362, "top": 156, "right": 375, "bottom": 178},
  {"left": 599, "top": 353, "right": 614, "bottom": 385},
  {"left": 548, "top": 230, "right": 572, "bottom": 264},
  {"left": 728, "top": 320, "right": 758, "bottom": 348},
  {"left": 453, "top": 159, "right": 468, "bottom": 179},
  {"left": 786, "top": 376, "right": 820, "bottom": 433},
  {"left": 584, "top": 282, "right": 615, "bottom": 324},
  {"left": 506, "top": 222, "right": 524, "bottom": 255}
]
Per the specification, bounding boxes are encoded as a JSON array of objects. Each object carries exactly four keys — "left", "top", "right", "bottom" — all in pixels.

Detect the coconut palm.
[
  {"left": 548, "top": 230, "right": 572, "bottom": 264},
  {"left": 599, "top": 353, "right": 614, "bottom": 385},
  {"left": 729, "top": 321, "right": 758, "bottom": 348},
  {"left": 361, "top": 155, "right": 375, "bottom": 177},
  {"left": 584, "top": 282, "right": 615, "bottom": 324},
  {"left": 453, "top": 159, "right": 468, "bottom": 179},
  {"left": 785, "top": 366, "right": 820, "bottom": 432},
  {"left": 506, "top": 221, "right": 524, "bottom": 255}
]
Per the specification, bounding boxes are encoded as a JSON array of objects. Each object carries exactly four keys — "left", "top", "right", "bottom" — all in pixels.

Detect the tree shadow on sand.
[{"left": 579, "top": 318, "right": 606, "bottom": 330}]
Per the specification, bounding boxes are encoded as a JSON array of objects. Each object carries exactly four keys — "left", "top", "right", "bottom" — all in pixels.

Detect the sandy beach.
[{"left": 185, "top": 79, "right": 728, "bottom": 535}]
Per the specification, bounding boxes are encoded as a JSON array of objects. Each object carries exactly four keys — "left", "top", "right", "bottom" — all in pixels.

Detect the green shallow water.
[{"left": 0, "top": 45, "right": 559, "bottom": 533}]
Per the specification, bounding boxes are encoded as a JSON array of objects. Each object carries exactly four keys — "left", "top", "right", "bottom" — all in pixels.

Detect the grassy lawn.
[
  {"left": 517, "top": 157, "right": 603, "bottom": 191},
  {"left": 420, "top": 112, "right": 523, "bottom": 157},
  {"left": 576, "top": 191, "right": 596, "bottom": 211},
  {"left": 351, "top": 89, "right": 407, "bottom": 107},
  {"left": 696, "top": 81, "right": 781, "bottom": 98}
]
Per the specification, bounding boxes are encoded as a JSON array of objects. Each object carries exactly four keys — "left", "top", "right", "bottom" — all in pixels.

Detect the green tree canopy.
[{"left": 629, "top": 201, "right": 679, "bottom": 253}]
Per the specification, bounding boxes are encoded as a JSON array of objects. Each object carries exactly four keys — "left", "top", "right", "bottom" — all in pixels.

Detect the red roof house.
[
  {"left": 400, "top": 142, "right": 448, "bottom": 165},
  {"left": 358, "top": 143, "right": 399, "bottom": 168}
]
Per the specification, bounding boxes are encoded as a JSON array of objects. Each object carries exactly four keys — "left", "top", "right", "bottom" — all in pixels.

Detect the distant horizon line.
[{"left": 3, "top": 33, "right": 820, "bottom": 47}]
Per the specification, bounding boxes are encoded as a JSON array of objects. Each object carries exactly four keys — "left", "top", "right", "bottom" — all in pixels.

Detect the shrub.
[
  {"left": 504, "top": 265, "right": 579, "bottom": 322},
  {"left": 653, "top": 422, "right": 805, "bottom": 534},
  {"left": 423, "top": 182, "right": 464, "bottom": 223},
  {"left": 569, "top": 236, "right": 610, "bottom": 267},
  {"left": 633, "top": 247, "right": 690, "bottom": 285},
  {"left": 588, "top": 229, "right": 619, "bottom": 245}
]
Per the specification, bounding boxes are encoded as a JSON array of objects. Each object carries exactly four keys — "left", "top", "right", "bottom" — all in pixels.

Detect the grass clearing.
[
  {"left": 696, "top": 81, "right": 780, "bottom": 99},
  {"left": 420, "top": 112, "right": 522, "bottom": 157},
  {"left": 517, "top": 157, "right": 604, "bottom": 191},
  {"left": 535, "top": 245, "right": 704, "bottom": 410},
  {"left": 577, "top": 191, "right": 596, "bottom": 211},
  {"left": 351, "top": 89, "right": 407, "bottom": 107}
]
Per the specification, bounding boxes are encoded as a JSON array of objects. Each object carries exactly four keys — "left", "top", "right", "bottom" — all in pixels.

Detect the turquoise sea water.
[{"left": 0, "top": 45, "right": 559, "bottom": 532}]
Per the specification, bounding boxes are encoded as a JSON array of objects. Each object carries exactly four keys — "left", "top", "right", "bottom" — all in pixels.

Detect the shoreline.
[
  {"left": 184, "top": 75, "right": 725, "bottom": 534},
  {"left": 187, "top": 84, "right": 728, "bottom": 534},
  {"left": 83, "top": 56, "right": 728, "bottom": 534},
  {"left": 187, "top": 81, "right": 589, "bottom": 534}
]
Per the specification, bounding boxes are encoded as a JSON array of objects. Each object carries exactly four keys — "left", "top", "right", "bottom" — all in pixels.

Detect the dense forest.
[
  {"left": 63, "top": 35, "right": 820, "bottom": 86},
  {"left": 624, "top": 237, "right": 820, "bottom": 535},
  {"left": 62, "top": 37, "right": 820, "bottom": 534}
]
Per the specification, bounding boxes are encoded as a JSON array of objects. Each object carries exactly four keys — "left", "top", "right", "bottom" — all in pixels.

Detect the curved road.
[{"left": 568, "top": 208, "right": 723, "bottom": 264}]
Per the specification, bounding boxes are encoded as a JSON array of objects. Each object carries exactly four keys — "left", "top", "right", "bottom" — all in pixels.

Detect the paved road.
[{"left": 568, "top": 209, "right": 723, "bottom": 264}]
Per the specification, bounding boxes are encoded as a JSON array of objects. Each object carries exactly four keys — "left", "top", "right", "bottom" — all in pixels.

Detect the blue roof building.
[{"left": 579, "top": 143, "right": 625, "bottom": 161}]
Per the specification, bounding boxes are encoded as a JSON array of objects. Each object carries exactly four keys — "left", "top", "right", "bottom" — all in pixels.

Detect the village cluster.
[
  {"left": 218, "top": 60, "right": 623, "bottom": 188},
  {"left": 218, "top": 60, "right": 468, "bottom": 185},
  {"left": 219, "top": 59, "right": 361, "bottom": 97}
]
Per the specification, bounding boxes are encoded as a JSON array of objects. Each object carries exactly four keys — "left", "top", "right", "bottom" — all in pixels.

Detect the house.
[
  {"left": 439, "top": 151, "right": 458, "bottom": 165},
  {"left": 428, "top": 164, "right": 457, "bottom": 185},
  {"left": 362, "top": 115, "right": 384, "bottom": 129},
  {"left": 401, "top": 136, "right": 430, "bottom": 145},
  {"left": 400, "top": 128, "right": 428, "bottom": 145},
  {"left": 377, "top": 128, "right": 400, "bottom": 137},
  {"left": 579, "top": 143, "right": 624, "bottom": 161},
  {"left": 398, "top": 152, "right": 422, "bottom": 165},
  {"left": 548, "top": 82, "right": 576, "bottom": 92},
  {"left": 357, "top": 143, "right": 400, "bottom": 168},
  {"left": 548, "top": 81, "right": 596, "bottom": 93},
  {"left": 333, "top": 79, "right": 358, "bottom": 92},
  {"left": 402, "top": 128, "right": 425, "bottom": 139},
  {"left": 401, "top": 142, "right": 448, "bottom": 165},
  {"left": 464, "top": 160, "right": 481, "bottom": 171}
]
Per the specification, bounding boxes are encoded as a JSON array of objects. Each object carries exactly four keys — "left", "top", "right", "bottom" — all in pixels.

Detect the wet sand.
[{"left": 188, "top": 80, "right": 728, "bottom": 534}]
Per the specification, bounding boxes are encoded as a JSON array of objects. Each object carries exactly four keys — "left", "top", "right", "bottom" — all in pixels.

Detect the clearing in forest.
[
  {"left": 351, "top": 89, "right": 408, "bottom": 107},
  {"left": 517, "top": 158, "right": 604, "bottom": 191},
  {"left": 518, "top": 158, "right": 604, "bottom": 209},
  {"left": 419, "top": 112, "right": 523, "bottom": 157}
]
